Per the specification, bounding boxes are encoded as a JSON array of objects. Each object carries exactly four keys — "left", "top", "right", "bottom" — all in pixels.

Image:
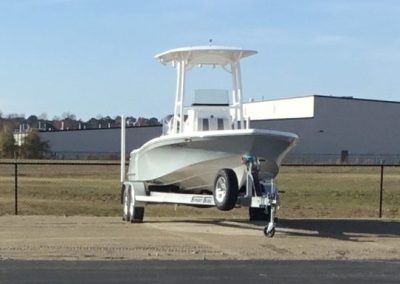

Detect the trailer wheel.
[
  {"left": 213, "top": 169, "right": 238, "bottom": 211},
  {"left": 131, "top": 207, "right": 144, "bottom": 223},
  {"left": 122, "top": 186, "right": 131, "bottom": 222},
  {"left": 264, "top": 226, "right": 275, "bottom": 238}
]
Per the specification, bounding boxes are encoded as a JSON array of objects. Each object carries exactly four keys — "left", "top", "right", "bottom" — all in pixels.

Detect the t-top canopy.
[{"left": 155, "top": 46, "right": 257, "bottom": 65}]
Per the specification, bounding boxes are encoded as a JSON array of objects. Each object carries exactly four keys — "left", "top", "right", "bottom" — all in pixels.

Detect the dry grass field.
[
  {"left": 278, "top": 166, "right": 400, "bottom": 218},
  {"left": 0, "top": 162, "right": 399, "bottom": 219}
]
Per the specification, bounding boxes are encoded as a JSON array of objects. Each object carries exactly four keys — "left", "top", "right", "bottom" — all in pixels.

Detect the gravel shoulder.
[{"left": 0, "top": 216, "right": 399, "bottom": 261}]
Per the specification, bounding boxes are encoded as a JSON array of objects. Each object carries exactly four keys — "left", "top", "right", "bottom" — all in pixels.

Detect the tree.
[
  {"left": 100, "top": 116, "right": 115, "bottom": 128},
  {"left": 38, "top": 112, "right": 48, "bottom": 120},
  {"left": 149, "top": 117, "right": 160, "bottom": 125},
  {"left": 27, "top": 115, "right": 39, "bottom": 128},
  {"left": 114, "top": 115, "right": 121, "bottom": 126},
  {"left": 136, "top": 117, "right": 149, "bottom": 126},
  {"left": 86, "top": 118, "right": 100, "bottom": 129},
  {"left": 61, "top": 112, "right": 77, "bottom": 121},
  {"left": 126, "top": 116, "right": 136, "bottom": 126},
  {"left": 20, "top": 130, "right": 49, "bottom": 159},
  {"left": 0, "top": 127, "right": 17, "bottom": 158}
]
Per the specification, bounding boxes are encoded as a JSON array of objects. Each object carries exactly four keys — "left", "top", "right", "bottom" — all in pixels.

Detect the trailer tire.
[
  {"left": 131, "top": 207, "right": 144, "bottom": 223},
  {"left": 213, "top": 169, "right": 238, "bottom": 211},
  {"left": 122, "top": 186, "right": 131, "bottom": 222}
]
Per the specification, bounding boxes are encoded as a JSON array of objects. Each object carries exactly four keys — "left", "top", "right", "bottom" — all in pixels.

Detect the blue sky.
[{"left": 0, "top": 0, "right": 399, "bottom": 120}]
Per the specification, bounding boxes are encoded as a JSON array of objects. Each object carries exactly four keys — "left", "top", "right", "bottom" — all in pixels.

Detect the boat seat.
[{"left": 199, "top": 117, "right": 229, "bottom": 131}]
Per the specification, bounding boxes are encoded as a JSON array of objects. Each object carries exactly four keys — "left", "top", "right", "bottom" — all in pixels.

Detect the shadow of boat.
[{"left": 143, "top": 217, "right": 400, "bottom": 241}]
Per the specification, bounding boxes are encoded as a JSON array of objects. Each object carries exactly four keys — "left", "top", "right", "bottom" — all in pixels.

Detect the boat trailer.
[{"left": 120, "top": 117, "right": 279, "bottom": 238}]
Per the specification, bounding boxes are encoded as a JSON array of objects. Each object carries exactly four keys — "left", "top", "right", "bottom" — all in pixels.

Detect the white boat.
[{"left": 126, "top": 46, "right": 298, "bottom": 211}]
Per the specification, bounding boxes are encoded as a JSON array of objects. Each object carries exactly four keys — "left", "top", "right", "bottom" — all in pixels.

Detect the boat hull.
[{"left": 127, "top": 129, "right": 298, "bottom": 191}]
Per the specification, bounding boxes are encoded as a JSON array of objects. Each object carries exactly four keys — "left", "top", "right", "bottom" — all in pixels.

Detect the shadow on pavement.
[
  {"left": 144, "top": 218, "right": 400, "bottom": 241},
  {"left": 277, "top": 218, "right": 400, "bottom": 241}
]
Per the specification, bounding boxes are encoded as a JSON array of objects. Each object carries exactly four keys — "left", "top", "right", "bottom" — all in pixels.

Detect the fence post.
[
  {"left": 379, "top": 163, "right": 384, "bottom": 218},
  {"left": 14, "top": 162, "right": 18, "bottom": 215}
]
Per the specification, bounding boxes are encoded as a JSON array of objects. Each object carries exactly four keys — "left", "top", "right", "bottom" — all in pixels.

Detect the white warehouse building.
[
  {"left": 245, "top": 95, "right": 400, "bottom": 163},
  {"left": 40, "top": 95, "right": 400, "bottom": 163}
]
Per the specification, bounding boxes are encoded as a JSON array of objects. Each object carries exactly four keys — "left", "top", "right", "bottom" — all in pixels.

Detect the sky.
[{"left": 0, "top": 0, "right": 399, "bottom": 121}]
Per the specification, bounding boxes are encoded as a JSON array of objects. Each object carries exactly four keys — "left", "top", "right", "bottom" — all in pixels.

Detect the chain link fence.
[
  {"left": 0, "top": 161, "right": 399, "bottom": 218},
  {"left": 0, "top": 161, "right": 121, "bottom": 216}
]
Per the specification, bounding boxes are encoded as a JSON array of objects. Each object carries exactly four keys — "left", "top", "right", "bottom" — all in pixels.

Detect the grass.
[
  {"left": 278, "top": 166, "right": 400, "bottom": 218},
  {"left": 0, "top": 162, "right": 399, "bottom": 218}
]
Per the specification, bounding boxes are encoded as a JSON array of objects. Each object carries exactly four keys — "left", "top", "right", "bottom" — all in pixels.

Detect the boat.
[{"left": 126, "top": 46, "right": 298, "bottom": 212}]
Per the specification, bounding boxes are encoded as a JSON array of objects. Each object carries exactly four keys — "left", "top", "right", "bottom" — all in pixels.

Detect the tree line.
[
  {"left": 0, "top": 111, "right": 160, "bottom": 132},
  {"left": 0, "top": 127, "right": 49, "bottom": 159},
  {"left": 0, "top": 111, "right": 161, "bottom": 159}
]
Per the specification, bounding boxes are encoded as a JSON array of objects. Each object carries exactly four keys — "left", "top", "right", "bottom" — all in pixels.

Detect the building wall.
[
  {"left": 39, "top": 96, "right": 400, "bottom": 162},
  {"left": 314, "top": 96, "right": 400, "bottom": 155},
  {"left": 250, "top": 96, "right": 400, "bottom": 162},
  {"left": 244, "top": 96, "right": 314, "bottom": 120},
  {"left": 40, "top": 126, "right": 162, "bottom": 158}
]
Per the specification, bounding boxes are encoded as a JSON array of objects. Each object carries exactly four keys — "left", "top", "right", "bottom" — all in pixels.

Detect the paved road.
[{"left": 1, "top": 260, "right": 399, "bottom": 284}]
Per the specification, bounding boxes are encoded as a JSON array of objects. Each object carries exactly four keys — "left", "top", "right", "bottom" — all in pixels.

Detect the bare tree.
[
  {"left": 61, "top": 112, "right": 77, "bottom": 120},
  {"left": 38, "top": 112, "right": 48, "bottom": 120}
]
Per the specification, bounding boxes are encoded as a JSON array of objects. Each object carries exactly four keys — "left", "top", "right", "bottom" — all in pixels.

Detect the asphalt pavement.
[{"left": 1, "top": 260, "right": 399, "bottom": 284}]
